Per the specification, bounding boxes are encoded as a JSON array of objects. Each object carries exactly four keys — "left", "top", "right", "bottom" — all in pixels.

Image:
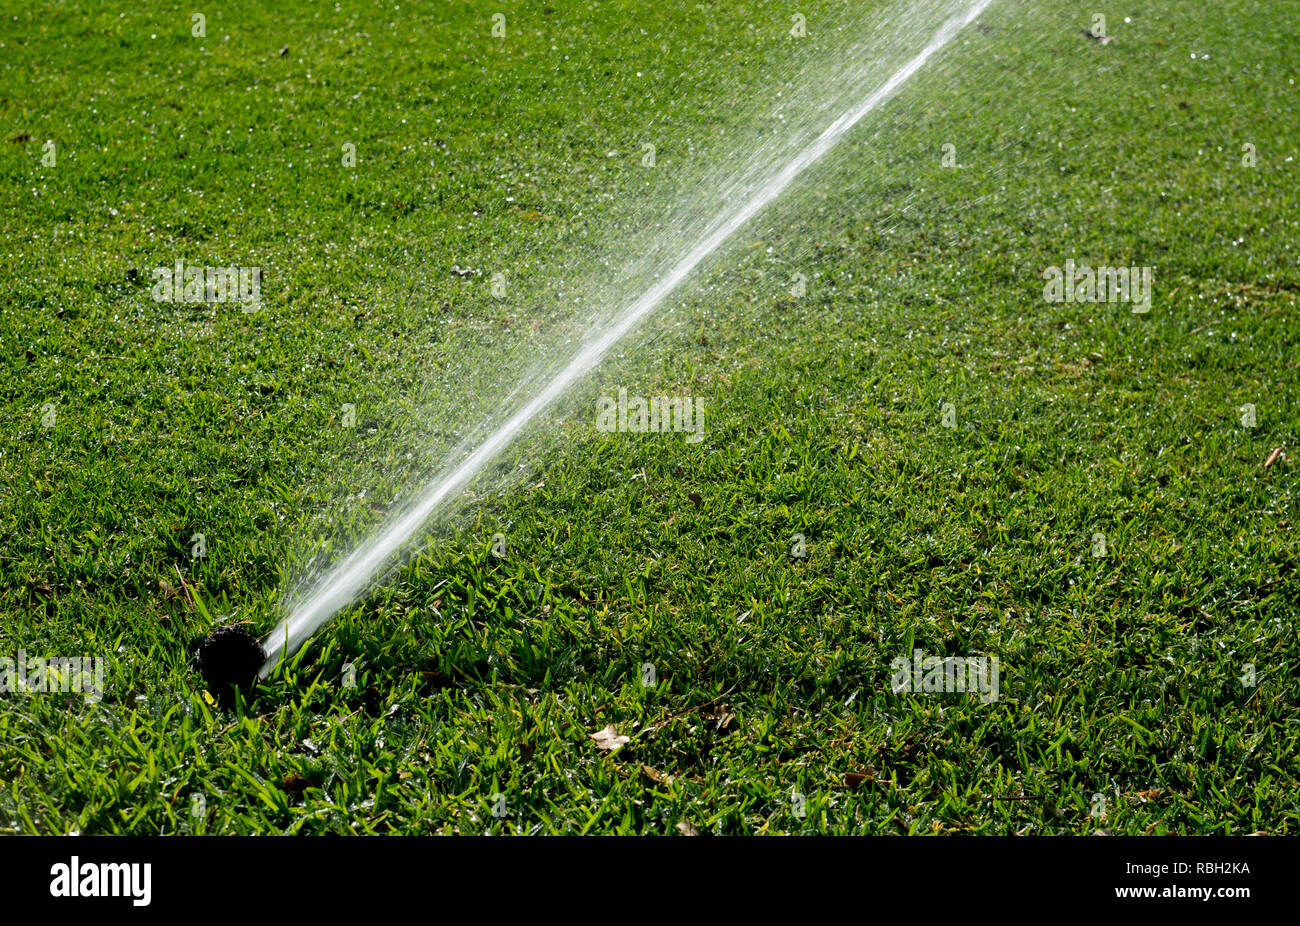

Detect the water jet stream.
[{"left": 259, "top": 0, "right": 993, "bottom": 679}]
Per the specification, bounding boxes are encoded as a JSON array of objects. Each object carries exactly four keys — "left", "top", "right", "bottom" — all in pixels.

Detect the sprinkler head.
[{"left": 195, "top": 625, "right": 266, "bottom": 691}]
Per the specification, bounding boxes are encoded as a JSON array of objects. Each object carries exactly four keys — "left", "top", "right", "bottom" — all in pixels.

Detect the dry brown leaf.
[
  {"left": 844, "top": 767, "right": 878, "bottom": 790},
  {"left": 703, "top": 703, "right": 736, "bottom": 734},
  {"left": 590, "top": 723, "right": 630, "bottom": 751},
  {"left": 280, "top": 773, "right": 311, "bottom": 795}
]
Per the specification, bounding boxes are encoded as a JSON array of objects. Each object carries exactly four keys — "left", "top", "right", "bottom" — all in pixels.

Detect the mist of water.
[{"left": 259, "top": 0, "right": 994, "bottom": 678}]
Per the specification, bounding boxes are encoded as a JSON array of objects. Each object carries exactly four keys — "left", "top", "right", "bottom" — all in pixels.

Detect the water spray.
[{"left": 197, "top": 0, "right": 994, "bottom": 691}]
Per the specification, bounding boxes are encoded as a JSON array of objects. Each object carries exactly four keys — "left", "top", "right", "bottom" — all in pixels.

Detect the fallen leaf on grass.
[
  {"left": 280, "top": 773, "right": 311, "bottom": 795},
  {"left": 590, "top": 723, "right": 630, "bottom": 751},
  {"left": 158, "top": 578, "right": 191, "bottom": 605},
  {"left": 676, "top": 820, "right": 702, "bottom": 836},
  {"left": 1265, "top": 447, "right": 1284, "bottom": 467},
  {"left": 703, "top": 703, "right": 736, "bottom": 734},
  {"left": 844, "top": 766, "right": 878, "bottom": 790}
]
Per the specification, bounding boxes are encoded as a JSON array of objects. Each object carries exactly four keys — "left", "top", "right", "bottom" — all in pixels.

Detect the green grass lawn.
[{"left": 1, "top": 0, "right": 1296, "bottom": 834}]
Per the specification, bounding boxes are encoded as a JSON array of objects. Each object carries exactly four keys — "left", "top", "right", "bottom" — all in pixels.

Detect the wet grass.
[{"left": 0, "top": 0, "right": 1297, "bottom": 834}]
